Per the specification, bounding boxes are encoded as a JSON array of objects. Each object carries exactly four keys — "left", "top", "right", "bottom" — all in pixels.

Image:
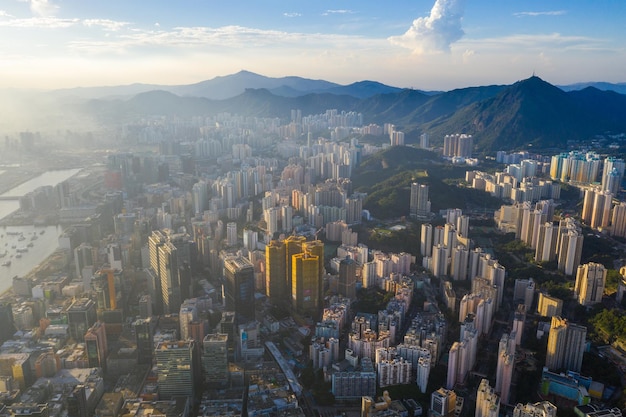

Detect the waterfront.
[
  {"left": 0, "top": 225, "right": 65, "bottom": 292},
  {"left": 0, "top": 168, "right": 81, "bottom": 198},
  {"left": 0, "top": 168, "right": 83, "bottom": 294}
]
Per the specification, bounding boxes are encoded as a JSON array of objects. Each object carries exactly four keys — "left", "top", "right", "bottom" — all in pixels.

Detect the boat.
[
  {"left": 15, "top": 254, "right": 21, "bottom": 259},
  {"left": 16, "top": 247, "right": 28, "bottom": 253},
  {"left": 1, "top": 261, "right": 10, "bottom": 266},
  {"left": 40, "top": 230, "right": 45, "bottom": 235},
  {"left": 27, "top": 242, "right": 34, "bottom": 247},
  {"left": 31, "top": 235, "right": 38, "bottom": 241},
  {"left": 18, "top": 236, "right": 25, "bottom": 241}
]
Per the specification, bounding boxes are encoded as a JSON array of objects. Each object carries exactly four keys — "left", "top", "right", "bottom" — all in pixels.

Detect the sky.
[{"left": 1, "top": 0, "right": 625, "bottom": 90}]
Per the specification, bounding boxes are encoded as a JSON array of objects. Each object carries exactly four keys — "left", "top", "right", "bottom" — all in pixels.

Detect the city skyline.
[{"left": 1, "top": 0, "right": 625, "bottom": 90}]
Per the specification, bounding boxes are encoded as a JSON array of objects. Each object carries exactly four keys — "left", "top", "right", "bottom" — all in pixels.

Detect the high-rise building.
[
  {"left": 476, "top": 379, "right": 500, "bottom": 417},
  {"left": 84, "top": 321, "right": 108, "bottom": 372},
  {"left": 303, "top": 240, "right": 325, "bottom": 309},
  {"left": 591, "top": 190, "right": 613, "bottom": 229},
  {"left": 265, "top": 240, "right": 287, "bottom": 302},
  {"left": 67, "top": 298, "right": 97, "bottom": 342},
  {"left": 575, "top": 262, "right": 606, "bottom": 306},
  {"left": 158, "top": 241, "right": 180, "bottom": 314},
  {"left": 223, "top": 256, "right": 255, "bottom": 322},
  {"left": 495, "top": 333, "right": 515, "bottom": 404},
  {"left": 557, "top": 219, "right": 584, "bottom": 276},
  {"left": 430, "top": 387, "right": 457, "bottom": 417},
  {"left": 202, "top": 333, "right": 229, "bottom": 387},
  {"left": 93, "top": 268, "right": 120, "bottom": 311},
  {"left": 513, "top": 278, "right": 535, "bottom": 311},
  {"left": 155, "top": 341, "right": 195, "bottom": 400},
  {"left": 410, "top": 183, "right": 430, "bottom": 219},
  {"left": 545, "top": 316, "right": 586, "bottom": 372},
  {"left": 421, "top": 223, "right": 433, "bottom": 257},
  {"left": 292, "top": 252, "right": 320, "bottom": 316},
  {"left": 134, "top": 318, "right": 154, "bottom": 365},
  {"left": 226, "top": 222, "right": 237, "bottom": 247},
  {"left": 611, "top": 202, "right": 626, "bottom": 237},
  {"left": 536, "top": 293, "right": 563, "bottom": 317},
  {"left": 338, "top": 257, "right": 357, "bottom": 299},
  {"left": 602, "top": 157, "right": 625, "bottom": 195},
  {"left": 285, "top": 235, "right": 307, "bottom": 296}
]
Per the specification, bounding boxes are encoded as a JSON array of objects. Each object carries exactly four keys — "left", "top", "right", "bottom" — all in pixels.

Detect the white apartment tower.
[{"left": 574, "top": 262, "right": 606, "bottom": 306}]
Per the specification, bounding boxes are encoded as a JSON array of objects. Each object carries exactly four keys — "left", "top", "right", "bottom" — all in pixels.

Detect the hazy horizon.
[{"left": 1, "top": 0, "right": 625, "bottom": 90}]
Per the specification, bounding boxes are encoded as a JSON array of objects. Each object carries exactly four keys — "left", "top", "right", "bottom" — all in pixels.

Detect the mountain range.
[
  {"left": 76, "top": 73, "right": 626, "bottom": 152},
  {"left": 5, "top": 70, "right": 626, "bottom": 153}
]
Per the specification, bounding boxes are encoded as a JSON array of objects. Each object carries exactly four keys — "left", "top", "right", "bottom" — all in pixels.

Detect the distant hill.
[
  {"left": 76, "top": 75, "right": 626, "bottom": 152},
  {"left": 49, "top": 70, "right": 401, "bottom": 100},
  {"left": 559, "top": 81, "right": 626, "bottom": 95},
  {"left": 421, "top": 76, "right": 626, "bottom": 151}
]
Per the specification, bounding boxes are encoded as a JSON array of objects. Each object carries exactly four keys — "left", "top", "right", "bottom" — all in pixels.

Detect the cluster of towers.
[{"left": 265, "top": 236, "right": 325, "bottom": 316}]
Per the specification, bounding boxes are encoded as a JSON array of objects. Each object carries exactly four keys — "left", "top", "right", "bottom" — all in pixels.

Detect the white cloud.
[
  {"left": 83, "top": 19, "right": 129, "bottom": 31},
  {"left": 66, "top": 25, "right": 383, "bottom": 54},
  {"left": 0, "top": 16, "right": 78, "bottom": 28},
  {"left": 389, "top": 0, "right": 465, "bottom": 54},
  {"left": 0, "top": 10, "right": 14, "bottom": 18},
  {"left": 322, "top": 10, "right": 355, "bottom": 16},
  {"left": 458, "top": 33, "right": 610, "bottom": 53},
  {"left": 514, "top": 10, "right": 567, "bottom": 17},
  {"left": 283, "top": 12, "right": 301, "bottom": 18},
  {"left": 19, "top": 0, "right": 59, "bottom": 17}
]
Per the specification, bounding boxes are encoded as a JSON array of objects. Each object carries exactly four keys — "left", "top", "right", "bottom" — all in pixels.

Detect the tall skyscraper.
[
  {"left": 410, "top": 183, "right": 430, "bottom": 219},
  {"left": 67, "top": 298, "right": 97, "bottom": 342},
  {"left": 265, "top": 240, "right": 287, "bottom": 302},
  {"left": 223, "top": 256, "right": 256, "bottom": 322},
  {"left": 226, "top": 222, "right": 237, "bottom": 247},
  {"left": 158, "top": 241, "right": 180, "bottom": 314},
  {"left": 292, "top": 252, "right": 320, "bottom": 316},
  {"left": 285, "top": 235, "right": 307, "bottom": 296},
  {"left": 303, "top": 240, "right": 325, "bottom": 310},
  {"left": 134, "top": 318, "right": 154, "bottom": 365},
  {"left": 84, "top": 321, "right": 108, "bottom": 372},
  {"left": 495, "top": 332, "right": 515, "bottom": 404},
  {"left": 602, "top": 156, "right": 625, "bottom": 195},
  {"left": 202, "top": 333, "right": 229, "bottom": 388},
  {"left": 545, "top": 316, "right": 586, "bottom": 372},
  {"left": 574, "top": 262, "right": 606, "bottom": 306},
  {"left": 421, "top": 223, "right": 433, "bottom": 257},
  {"left": 155, "top": 340, "right": 195, "bottom": 400},
  {"left": 338, "top": 257, "right": 357, "bottom": 299},
  {"left": 611, "top": 202, "right": 626, "bottom": 237}
]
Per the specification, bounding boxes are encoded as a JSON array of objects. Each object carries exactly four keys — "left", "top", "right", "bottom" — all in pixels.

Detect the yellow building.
[
  {"left": 292, "top": 253, "right": 319, "bottom": 316},
  {"left": 537, "top": 293, "right": 563, "bottom": 317},
  {"left": 265, "top": 240, "right": 286, "bottom": 301}
]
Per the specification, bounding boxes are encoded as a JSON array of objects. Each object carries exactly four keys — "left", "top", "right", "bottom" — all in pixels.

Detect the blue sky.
[{"left": 1, "top": 0, "right": 625, "bottom": 90}]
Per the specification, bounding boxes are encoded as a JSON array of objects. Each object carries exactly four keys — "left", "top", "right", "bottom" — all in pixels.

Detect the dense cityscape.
[{"left": 0, "top": 93, "right": 625, "bottom": 417}]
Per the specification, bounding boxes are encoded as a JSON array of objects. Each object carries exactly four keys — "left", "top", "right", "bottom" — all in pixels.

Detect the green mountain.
[
  {"left": 352, "top": 146, "right": 501, "bottom": 218},
  {"left": 82, "top": 75, "right": 626, "bottom": 152},
  {"left": 422, "top": 76, "right": 626, "bottom": 151}
]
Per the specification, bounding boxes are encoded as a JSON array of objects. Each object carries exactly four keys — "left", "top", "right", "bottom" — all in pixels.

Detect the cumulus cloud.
[
  {"left": 514, "top": 10, "right": 566, "bottom": 17},
  {"left": 389, "top": 0, "right": 465, "bottom": 54},
  {"left": 19, "top": 0, "right": 59, "bottom": 17},
  {"left": 283, "top": 12, "right": 301, "bottom": 18},
  {"left": 0, "top": 10, "right": 14, "bottom": 18}
]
